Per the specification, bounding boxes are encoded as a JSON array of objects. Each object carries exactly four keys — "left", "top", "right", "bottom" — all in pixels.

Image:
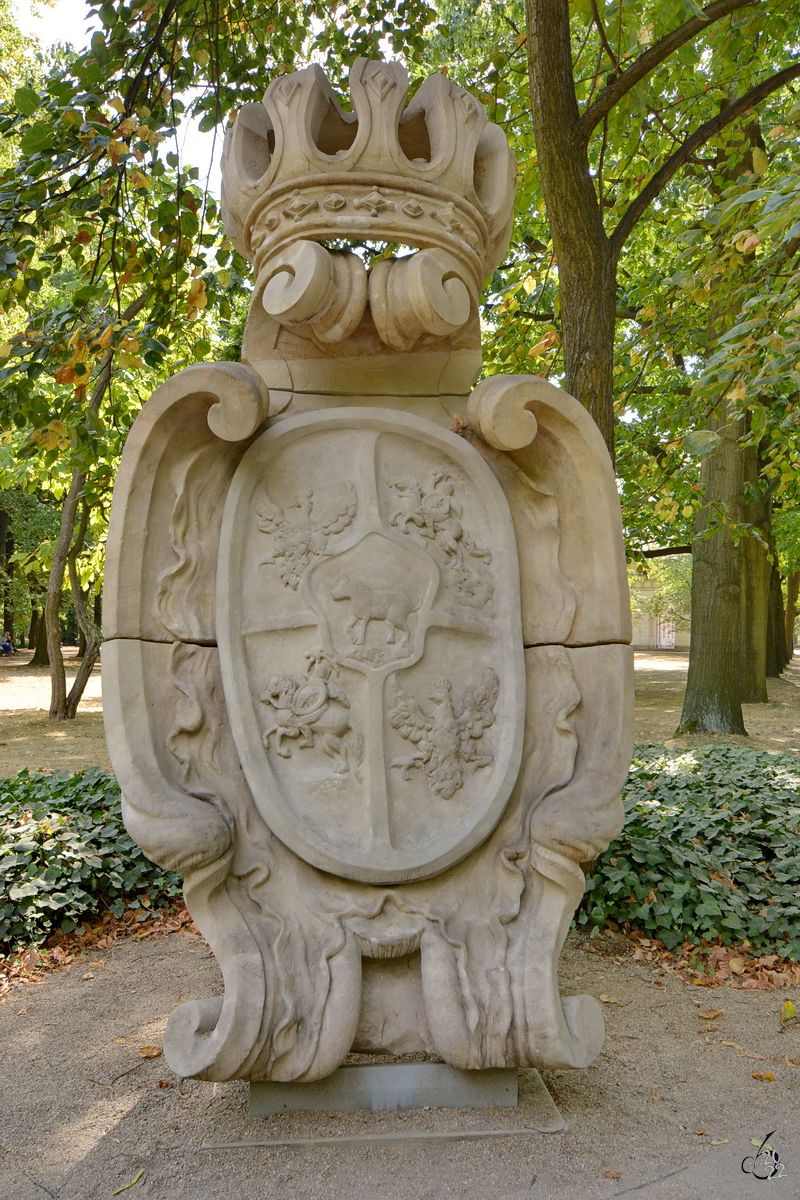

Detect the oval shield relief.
[{"left": 217, "top": 407, "right": 525, "bottom": 883}]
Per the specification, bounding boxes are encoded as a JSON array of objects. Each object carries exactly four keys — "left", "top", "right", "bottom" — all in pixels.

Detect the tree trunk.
[
  {"left": 28, "top": 607, "right": 38, "bottom": 650},
  {"left": 785, "top": 570, "right": 799, "bottom": 659},
  {"left": 31, "top": 604, "right": 50, "bottom": 665},
  {"left": 45, "top": 469, "right": 84, "bottom": 717},
  {"left": 739, "top": 533, "right": 770, "bottom": 702},
  {"left": 677, "top": 413, "right": 746, "bottom": 735},
  {"left": 525, "top": 0, "right": 617, "bottom": 455},
  {"left": 738, "top": 443, "right": 769, "bottom": 703},
  {"left": 766, "top": 562, "right": 787, "bottom": 677},
  {"left": 63, "top": 503, "right": 100, "bottom": 719},
  {"left": 2, "top": 521, "right": 13, "bottom": 645},
  {"left": 77, "top": 625, "right": 87, "bottom": 658},
  {"left": 45, "top": 292, "right": 147, "bottom": 719}
]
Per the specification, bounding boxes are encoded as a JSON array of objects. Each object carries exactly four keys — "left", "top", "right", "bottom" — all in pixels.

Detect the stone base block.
[{"left": 249, "top": 1063, "right": 518, "bottom": 1116}]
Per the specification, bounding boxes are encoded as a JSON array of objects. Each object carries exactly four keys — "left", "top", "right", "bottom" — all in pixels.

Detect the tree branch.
[
  {"left": 611, "top": 61, "right": 800, "bottom": 253},
  {"left": 588, "top": 0, "right": 621, "bottom": 74},
  {"left": 578, "top": 0, "right": 758, "bottom": 140},
  {"left": 88, "top": 291, "right": 149, "bottom": 414},
  {"left": 639, "top": 545, "right": 692, "bottom": 558},
  {"left": 512, "top": 306, "right": 643, "bottom": 320},
  {"left": 634, "top": 385, "right": 693, "bottom": 395},
  {"left": 123, "top": 0, "right": 182, "bottom": 116}
]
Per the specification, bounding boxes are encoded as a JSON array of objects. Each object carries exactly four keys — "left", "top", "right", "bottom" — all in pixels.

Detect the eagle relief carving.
[
  {"left": 387, "top": 668, "right": 499, "bottom": 799},
  {"left": 256, "top": 482, "right": 358, "bottom": 590}
]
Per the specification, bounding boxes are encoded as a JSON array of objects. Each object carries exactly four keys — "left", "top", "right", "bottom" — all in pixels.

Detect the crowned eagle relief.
[
  {"left": 387, "top": 668, "right": 499, "bottom": 799},
  {"left": 256, "top": 482, "right": 357, "bottom": 590}
]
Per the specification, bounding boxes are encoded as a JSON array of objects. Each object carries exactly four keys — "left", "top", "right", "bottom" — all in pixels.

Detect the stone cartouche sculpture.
[{"left": 102, "top": 59, "right": 633, "bottom": 1083}]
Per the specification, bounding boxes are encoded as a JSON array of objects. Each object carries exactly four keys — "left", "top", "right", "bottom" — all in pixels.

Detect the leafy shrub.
[
  {"left": 581, "top": 744, "right": 800, "bottom": 957},
  {"left": 0, "top": 769, "right": 181, "bottom": 952}
]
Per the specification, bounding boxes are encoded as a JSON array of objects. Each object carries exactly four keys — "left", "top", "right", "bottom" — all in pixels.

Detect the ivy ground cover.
[
  {"left": 584, "top": 745, "right": 800, "bottom": 959},
  {"left": 0, "top": 769, "right": 180, "bottom": 952}
]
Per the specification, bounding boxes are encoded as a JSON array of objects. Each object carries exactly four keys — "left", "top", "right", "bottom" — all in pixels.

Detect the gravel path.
[{"left": 1, "top": 929, "right": 797, "bottom": 1200}]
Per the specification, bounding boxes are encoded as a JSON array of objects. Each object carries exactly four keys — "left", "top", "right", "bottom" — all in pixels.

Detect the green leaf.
[
  {"left": 90, "top": 30, "right": 108, "bottom": 64},
  {"left": 684, "top": 429, "right": 723, "bottom": 456},
  {"left": 19, "top": 123, "right": 54, "bottom": 155},
  {"left": 13, "top": 87, "right": 40, "bottom": 117}
]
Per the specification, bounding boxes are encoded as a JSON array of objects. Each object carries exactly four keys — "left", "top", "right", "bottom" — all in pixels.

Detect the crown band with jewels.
[{"left": 221, "top": 58, "right": 517, "bottom": 299}]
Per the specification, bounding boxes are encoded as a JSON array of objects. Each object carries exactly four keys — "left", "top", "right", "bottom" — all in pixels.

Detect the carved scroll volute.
[
  {"left": 103, "top": 361, "right": 271, "bottom": 644},
  {"left": 259, "top": 239, "right": 368, "bottom": 343},
  {"left": 468, "top": 373, "right": 632, "bottom": 648},
  {"left": 201, "top": 362, "right": 271, "bottom": 441},
  {"left": 370, "top": 248, "right": 472, "bottom": 351},
  {"left": 467, "top": 375, "right": 540, "bottom": 452},
  {"left": 103, "top": 362, "right": 272, "bottom": 879}
]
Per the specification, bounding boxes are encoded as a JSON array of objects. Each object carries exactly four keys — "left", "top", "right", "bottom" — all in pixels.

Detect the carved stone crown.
[{"left": 221, "top": 58, "right": 517, "bottom": 301}]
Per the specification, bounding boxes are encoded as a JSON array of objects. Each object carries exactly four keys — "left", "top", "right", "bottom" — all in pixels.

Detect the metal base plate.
[{"left": 249, "top": 1062, "right": 518, "bottom": 1116}]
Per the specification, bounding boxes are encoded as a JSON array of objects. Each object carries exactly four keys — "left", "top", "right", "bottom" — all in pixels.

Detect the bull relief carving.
[{"left": 102, "top": 56, "right": 633, "bottom": 1092}]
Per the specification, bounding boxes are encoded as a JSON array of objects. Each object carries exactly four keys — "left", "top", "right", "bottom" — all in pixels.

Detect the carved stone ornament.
[
  {"left": 218, "top": 409, "right": 524, "bottom": 883},
  {"left": 102, "top": 59, "right": 633, "bottom": 1086}
]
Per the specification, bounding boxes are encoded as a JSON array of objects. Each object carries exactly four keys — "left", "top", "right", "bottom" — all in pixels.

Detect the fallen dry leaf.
[
  {"left": 114, "top": 1038, "right": 126, "bottom": 1044},
  {"left": 720, "top": 1040, "right": 743, "bottom": 1050},
  {"left": 698, "top": 1009, "right": 723, "bottom": 1020},
  {"left": 693, "top": 1130, "right": 707, "bottom": 1136},
  {"left": 738, "top": 1051, "right": 766, "bottom": 1060},
  {"left": 112, "top": 1168, "right": 143, "bottom": 1195},
  {"left": 157, "top": 1080, "right": 173, "bottom": 1088},
  {"left": 16, "top": 1007, "right": 27, "bottom": 1016},
  {"left": 137, "top": 1045, "right": 162, "bottom": 1059},
  {"left": 751, "top": 1071, "right": 776, "bottom": 1081},
  {"left": 782, "top": 999, "right": 796, "bottom": 1022},
  {"left": 82, "top": 972, "right": 94, "bottom": 981},
  {"left": 652, "top": 1094, "right": 661, "bottom": 1100},
  {"left": 603, "top": 1170, "right": 622, "bottom": 1179},
  {"left": 786, "top": 1057, "right": 799, "bottom": 1067},
  {"left": 710, "top": 1139, "right": 730, "bottom": 1146},
  {"left": 728, "top": 957, "right": 745, "bottom": 974},
  {"left": 599, "top": 994, "right": 622, "bottom": 1004}
]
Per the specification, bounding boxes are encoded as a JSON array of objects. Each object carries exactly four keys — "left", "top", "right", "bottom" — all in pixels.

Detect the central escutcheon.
[{"left": 218, "top": 407, "right": 525, "bottom": 883}]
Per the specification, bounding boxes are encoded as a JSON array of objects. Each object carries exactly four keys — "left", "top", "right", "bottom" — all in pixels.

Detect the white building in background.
[{"left": 629, "top": 575, "right": 691, "bottom": 651}]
